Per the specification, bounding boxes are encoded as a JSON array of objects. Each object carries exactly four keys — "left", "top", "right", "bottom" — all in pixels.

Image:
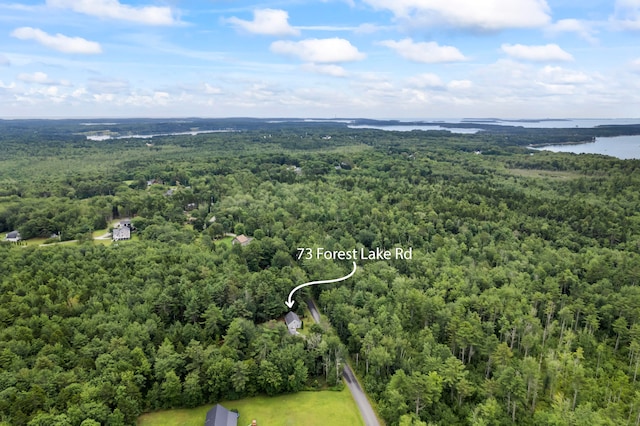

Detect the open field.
[
  {"left": 215, "top": 235, "right": 234, "bottom": 248},
  {"left": 137, "top": 389, "right": 364, "bottom": 426}
]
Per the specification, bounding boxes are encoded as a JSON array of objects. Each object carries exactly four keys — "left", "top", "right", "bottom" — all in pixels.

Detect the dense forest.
[{"left": 1, "top": 119, "right": 640, "bottom": 425}]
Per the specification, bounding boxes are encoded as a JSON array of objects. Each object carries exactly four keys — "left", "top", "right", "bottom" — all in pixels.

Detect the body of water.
[
  {"left": 86, "top": 129, "right": 236, "bottom": 141},
  {"left": 532, "top": 135, "right": 640, "bottom": 159},
  {"left": 461, "top": 118, "right": 640, "bottom": 128},
  {"left": 348, "top": 124, "right": 481, "bottom": 134}
]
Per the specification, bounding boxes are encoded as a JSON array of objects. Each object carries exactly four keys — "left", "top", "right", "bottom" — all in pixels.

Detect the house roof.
[
  {"left": 205, "top": 404, "right": 238, "bottom": 426},
  {"left": 233, "top": 234, "right": 253, "bottom": 245},
  {"left": 285, "top": 311, "right": 300, "bottom": 325},
  {"left": 113, "top": 227, "right": 131, "bottom": 240},
  {"left": 6, "top": 231, "right": 20, "bottom": 239}
]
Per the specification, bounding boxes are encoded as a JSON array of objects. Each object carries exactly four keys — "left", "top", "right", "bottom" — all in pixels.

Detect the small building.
[
  {"left": 285, "top": 311, "right": 302, "bottom": 334},
  {"left": 232, "top": 234, "right": 253, "bottom": 246},
  {"left": 112, "top": 226, "right": 131, "bottom": 241},
  {"left": 5, "top": 231, "right": 21, "bottom": 242},
  {"left": 205, "top": 404, "right": 238, "bottom": 426}
]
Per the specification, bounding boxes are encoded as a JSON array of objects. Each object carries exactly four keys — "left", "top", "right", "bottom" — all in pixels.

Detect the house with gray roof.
[
  {"left": 205, "top": 404, "right": 238, "bottom": 426},
  {"left": 285, "top": 311, "right": 302, "bottom": 334},
  {"left": 112, "top": 226, "right": 130, "bottom": 241},
  {"left": 4, "top": 231, "right": 21, "bottom": 242}
]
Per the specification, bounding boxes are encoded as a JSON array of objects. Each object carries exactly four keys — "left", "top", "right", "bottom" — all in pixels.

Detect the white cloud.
[
  {"left": 227, "top": 9, "right": 300, "bottom": 36},
  {"left": 0, "top": 54, "right": 9, "bottom": 66},
  {"left": 363, "top": 0, "right": 550, "bottom": 30},
  {"left": 46, "top": 0, "right": 176, "bottom": 26},
  {"left": 406, "top": 74, "right": 473, "bottom": 92},
  {"left": 354, "top": 23, "right": 391, "bottom": 34},
  {"left": 18, "top": 72, "right": 53, "bottom": 84},
  {"left": 0, "top": 81, "right": 16, "bottom": 89},
  {"left": 538, "top": 65, "right": 590, "bottom": 84},
  {"left": 407, "top": 73, "right": 444, "bottom": 88},
  {"left": 72, "top": 88, "right": 87, "bottom": 98},
  {"left": 380, "top": 39, "right": 466, "bottom": 63},
  {"left": 11, "top": 27, "right": 102, "bottom": 54},
  {"left": 546, "top": 19, "right": 598, "bottom": 43},
  {"left": 448, "top": 80, "right": 473, "bottom": 90},
  {"left": 302, "top": 63, "right": 348, "bottom": 77},
  {"left": 94, "top": 93, "right": 115, "bottom": 103},
  {"left": 270, "top": 38, "right": 365, "bottom": 63},
  {"left": 613, "top": 0, "right": 640, "bottom": 29},
  {"left": 501, "top": 43, "right": 573, "bottom": 62},
  {"left": 17, "top": 72, "right": 73, "bottom": 87},
  {"left": 631, "top": 58, "right": 640, "bottom": 72},
  {"left": 204, "top": 83, "right": 222, "bottom": 94}
]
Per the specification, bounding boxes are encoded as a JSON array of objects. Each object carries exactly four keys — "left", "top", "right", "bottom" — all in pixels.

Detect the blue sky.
[{"left": 1, "top": 0, "right": 640, "bottom": 118}]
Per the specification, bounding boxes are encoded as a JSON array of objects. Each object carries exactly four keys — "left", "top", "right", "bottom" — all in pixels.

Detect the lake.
[
  {"left": 86, "top": 129, "right": 236, "bottom": 141},
  {"left": 347, "top": 124, "right": 482, "bottom": 134},
  {"left": 532, "top": 135, "right": 640, "bottom": 159}
]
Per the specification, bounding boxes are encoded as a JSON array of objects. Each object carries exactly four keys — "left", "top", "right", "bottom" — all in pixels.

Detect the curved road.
[{"left": 306, "top": 300, "right": 381, "bottom": 426}]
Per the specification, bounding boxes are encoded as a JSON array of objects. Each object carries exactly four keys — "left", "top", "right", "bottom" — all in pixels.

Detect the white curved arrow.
[{"left": 285, "top": 261, "right": 357, "bottom": 309}]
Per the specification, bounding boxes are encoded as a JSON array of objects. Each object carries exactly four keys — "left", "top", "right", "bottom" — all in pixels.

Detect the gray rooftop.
[
  {"left": 285, "top": 311, "right": 300, "bottom": 325},
  {"left": 205, "top": 404, "right": 238, "bottom": 426}
]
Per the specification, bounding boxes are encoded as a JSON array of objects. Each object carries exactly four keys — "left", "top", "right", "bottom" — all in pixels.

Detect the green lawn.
[
  {"left": 215, "top": 235, "right": 234, "bottom": 248},
  {"left": 137, "top": 389, "right": 364, "bottom": 426},
  {"left": 92, "top": 219, "right": 121, "bottom": 238}
]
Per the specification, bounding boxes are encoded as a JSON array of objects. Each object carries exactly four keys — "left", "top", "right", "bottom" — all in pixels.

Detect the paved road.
[{"left": 306, "top": 300, "right": 381, "bottom": 426}]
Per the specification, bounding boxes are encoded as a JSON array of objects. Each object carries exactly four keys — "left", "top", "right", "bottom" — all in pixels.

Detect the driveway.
[{"left": 306, "top": 300, "right": 381, "bottom": 426}]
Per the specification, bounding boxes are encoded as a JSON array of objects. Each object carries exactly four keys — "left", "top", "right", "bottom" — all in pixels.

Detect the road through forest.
[{"left": 306, "top": 299, "right": 382, "bottom": 426}]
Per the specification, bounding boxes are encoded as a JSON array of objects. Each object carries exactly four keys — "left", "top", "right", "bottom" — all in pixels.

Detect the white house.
[
  {"left": 285, "top": 311, "right": 302, "bottom": 334},
  {"left": 5, "top": 231, "right": 21, "bottom": 242}
]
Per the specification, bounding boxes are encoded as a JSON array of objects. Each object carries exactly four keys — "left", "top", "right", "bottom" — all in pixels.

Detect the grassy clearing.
[
  {"left": 215, "top": 236, "right": 234, "bottom": 248},
  {"left": 24, "top": 237, "right": 49, "bottom": 247},
  {"left": 137, "top": 389, "right": 364, "bottom": 426},
  {"left": 92, "top": 219, "right": 123, "bottom": 238}
]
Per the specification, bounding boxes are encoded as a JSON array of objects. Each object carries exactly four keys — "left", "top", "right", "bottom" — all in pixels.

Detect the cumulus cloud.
[
  {"left": 204, "top": 83, "right": 222, "bottom": 94},
  {"left": 302, "top": 63, "right": 348, "bottom": 77},
  {"left": 407, "top": 74, "right": 473, "bottom": 92},
  {"left": 18, "top": 72, "right": 73, "bottom": 87},
  {"left": 46, "top": 0, "right": 176, "bottom": 26},
  {"left": 18, "top": 72, "right": 54, "bottom": 84},
  {"left": 538, "top": 65, "right": 590, "bottom": 84},
  {"left": 270, "top": 38, "right": 365, "bottom": 63},
  {"left": 363, "top": 0, "right": 550, "bottom": 30},
  {"left": 546, "top": 19, "right": 598, "bottom": 43},
  {"left": 448, "top": 80, "right": 473, "bottom": 90},
  {"left": 0, "top": 54, "right": 10, "bottom": 66},
  {"left": 227, "top": 9, "right": 300, "bottom": 36},
  {"left": 380, "top": 39, "right": 466, "bottom": 63},
  {"left": 612, "top": 0, "right": 640, "bottom": 29},
  {"left": 124, "top": 91, "right": 170, "bottom": 107},
  {"left": 407, "top": 73, "right": 444, "bottom": 88},
  {"left": 11, "top": 27, "right": 102, "bottom": 54},
  {"left": 501, "top": 43, "right": 573, "bottom": 62}
]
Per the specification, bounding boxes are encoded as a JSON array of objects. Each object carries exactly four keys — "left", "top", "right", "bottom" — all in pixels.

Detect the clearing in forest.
[{"left": 137, "top": 389, "right": 364, "bottom": 426}]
